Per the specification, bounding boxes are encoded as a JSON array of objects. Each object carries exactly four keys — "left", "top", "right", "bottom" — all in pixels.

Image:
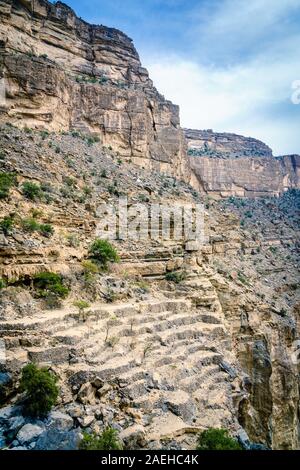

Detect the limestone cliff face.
[
  {"left": 190, "top": 153, "right": 300, "bottom": 197},
  {"left": 0, "top": 0, "right": 189, "bottom": 181},
  {"left": 185, "top": 128, "right": 273, "bottom": 158},
  {"left": 185, "top": 129, "right": 300, "bottom": 197}
]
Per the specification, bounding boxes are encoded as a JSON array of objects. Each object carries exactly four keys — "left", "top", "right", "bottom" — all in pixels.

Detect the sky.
[{"left": 56, "top": 0, "right": 300, "bottom": 155}]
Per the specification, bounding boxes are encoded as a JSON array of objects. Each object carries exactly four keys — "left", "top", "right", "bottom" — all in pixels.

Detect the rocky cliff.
[
  {"left": 0, "top": 0, "right": 189, "bottom": 180},
  {"left": 190, "top": 153, "right": 300, "bottom": 197},
  {"left": 185, "top": 129, "right": 300, "bottom": 197},
  {"left": 0, "top": 0, "right": 299, "bottom": 452},
  {"left": 185, "top": 128, "right": 273, "bottom": 158}
]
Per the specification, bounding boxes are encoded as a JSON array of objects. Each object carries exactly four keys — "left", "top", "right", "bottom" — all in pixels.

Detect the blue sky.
[{"left": 57, "top": 0, "right": 300, "bottom": 155}]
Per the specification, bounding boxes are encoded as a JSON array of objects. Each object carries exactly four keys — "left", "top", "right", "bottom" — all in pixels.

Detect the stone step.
[
  {"left": 178, "top": 365, "right": 225, "bottom": 392},
  {"left": 118, "top": 350, "right": 223, "bottom": 402},
  {"left": 77, "top": 311, "right": 206, "bottom": 359},
  {"left": 157, "top": 322, "right": 226, "bottom": 345},
  {"left": 52, "top": 308, "right": 179, "bottom": 347}
]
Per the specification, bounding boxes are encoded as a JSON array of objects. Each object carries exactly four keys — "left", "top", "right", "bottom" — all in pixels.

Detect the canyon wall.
[
  {"left": 185, "top": 128, "right": 273, "bottom": 158},
  {"left": 0, "top": 0, "right": 189, "bottom": 181},
  {"left": 185, "top": 129, "right": 300, "bottom": 197}
]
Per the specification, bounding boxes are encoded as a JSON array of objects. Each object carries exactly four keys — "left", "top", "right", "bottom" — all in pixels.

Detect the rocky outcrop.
[
  {"left": 185, "top": 129, "right": 300, "bottom": 197},
  {"left": 185, "top": 128, "right": 273, "bottom": 158},
  {"left": 0, "top": 0, "right": 189, "bottom": 181},
  {"left": 190, "top": 153, "right": 300, "bottom": 197}
]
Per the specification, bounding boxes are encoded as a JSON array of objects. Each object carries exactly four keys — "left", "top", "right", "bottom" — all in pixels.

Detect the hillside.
[{"left": 0, "top": 0, "right": 299, "bottom": 452}]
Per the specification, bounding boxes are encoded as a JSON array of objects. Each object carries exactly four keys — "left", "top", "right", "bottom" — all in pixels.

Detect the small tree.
[
  {"left": 0, "top": 172, "right": 16, "bottom": 199},
  {"left": 197, "top": 428, "right": 242, "bottom": 450},
  {"left": 33, "top": 272, "right": 69, "bottom": 299},
  {"left": 73, "top": 300, "right": 90, "bottom": 322},
  {"left": 79, "top": 428, "right": 122, "bottom": 450},
  {"left": 21, "top": 181, "right": 42, "bottom": 200},
  {"left": 20, "top": 364, "right": 59, "bottom": 417},
  {"left": 89, "top": 239, "right": 119, "bottom": 267},
  {"left": 0, "top": 216, "right": 15, "bottom": 236}
]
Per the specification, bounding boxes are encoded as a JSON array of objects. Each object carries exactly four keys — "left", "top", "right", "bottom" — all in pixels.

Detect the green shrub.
[
  {"left": 38, "top": 223, "right": 54, "bottom": 237},
  {"left": 0, "top": 278, "right": 7, "bottom": 289},
  {"left": 237, "top": 271, "right": 249, "bottom": 285},
  {"left": 20, "top": 363, "right": 58, "bottom": 417},
  {"left": 86, "top": 135, "right": 100, "bottom": 146},
  {"left": 21, "top": 181, "right": 42, "bottom": 200},
  {"left": 33, "top": 272, "right": 69, "bottom": 299},
  {"left": 0, "top": 216, "right": 15, "bottom": 235},
  {"left": 197, "top": 428, "right": 242, "bottom": 450},
  {"left": 107, "top": 183, "right": 120, "bottom": 196},
  {"left": 89, "top": 239, "right": 119, "bottom": 267},
  {"left": 21, "top": 217, "right": 40, "bottom": 232},
  {"left": 0, "top": 172, "right": 16, "bottom": 199},
  {"left": 79, "top": 428, "right": 122, "bottom": 450},
  {"left": 71, "top": 130, "right": 80, "bottom": 138},
  {"left": 21, "top": 218, "right": 54, "bottom": 237},
  {"left": 81, "top": 260, "right": 99, "bottom": 274},
  {"left": 83, "top": 185, "right": 91, "bottom": 196},
  {"left": 40, "top": 130, "right": 49, "bottom": 140},
  {"left": 165, "top": 271, "right": 186, "bottom": 284},
  {"left": 74, "top": 300, "right": 90, "bottom": 311},
  {"left": 66, "top": 233, "right": 80, "bottom": 247},
  {"left": 30, "top": 208, "right": 44, "bottom": 219},
  {"left": 64, "top": 176, "right": 76, "bottom": 187},
  {"left": 103, "top": 288, "right": 116, "bottom": 303}
]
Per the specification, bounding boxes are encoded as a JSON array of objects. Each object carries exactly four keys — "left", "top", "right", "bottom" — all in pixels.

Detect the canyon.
[{"left": 0, "top": 0, "right": 299, "bottom": 451}]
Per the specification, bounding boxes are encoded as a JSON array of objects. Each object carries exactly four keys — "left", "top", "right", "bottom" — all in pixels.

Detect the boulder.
[
  {"left": 163, "top": 391, "right": 197, "bottom": 424},
  {"left": 120, "top": 424, "right": 146, "bottom": 449},
  {"left": 77, "top": 383, "right": 95, "bottom": 405},
  {"left": 34, "top": 429, "right": 82, "bottom": 450},
  {"left": 0, "top": 405, "right": 22, "bottom": 425},
  {"left": 46, "top": 410, "right": 73, "bottom": 431},
  {"left": 16, "top": 423, "right": 45, "bottom": 445},
  {"left": 5, "top": 416, "right": 26, "bottom": 441},
  {"left": 96, "top": 383, "right": 112, "bottom": 397},
  {"left": 92, "top": 377, "right": 104, "bottom": 389},
  {"left": 77, "top": 415, "right": 95, "bottom": 428}
]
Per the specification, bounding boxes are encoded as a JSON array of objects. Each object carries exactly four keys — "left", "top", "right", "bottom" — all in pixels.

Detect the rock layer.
[
  {"left": 185, "top": 128, "right": 273, "bottom": 158},
  {"left": 185, "top": 129, "right": 300, "bottom": 197},
  {"left": 190, "top": 153, "right": 300, "bottom": 197}
]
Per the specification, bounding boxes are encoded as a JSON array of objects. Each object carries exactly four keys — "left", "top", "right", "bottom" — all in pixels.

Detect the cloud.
[
  {"left": 144, "top": 52, "right": 300, "bottom": 155},
  {"left": 142, "top": 0, "right": 300, "bottom": 155}
]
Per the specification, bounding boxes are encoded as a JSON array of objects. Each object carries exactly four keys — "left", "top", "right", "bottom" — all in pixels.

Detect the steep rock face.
[
  {"left": 185, "top": 129, "right": 300, "bottom": 197},
  {"left": 190, "top": 154, "right": 300, "bottom": 197},
  {"left": 185, "top": 128, "right": 273, "bottom": 158},
  {"left": 0, "top": 0, "right": 189, "bottom": 181}
]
